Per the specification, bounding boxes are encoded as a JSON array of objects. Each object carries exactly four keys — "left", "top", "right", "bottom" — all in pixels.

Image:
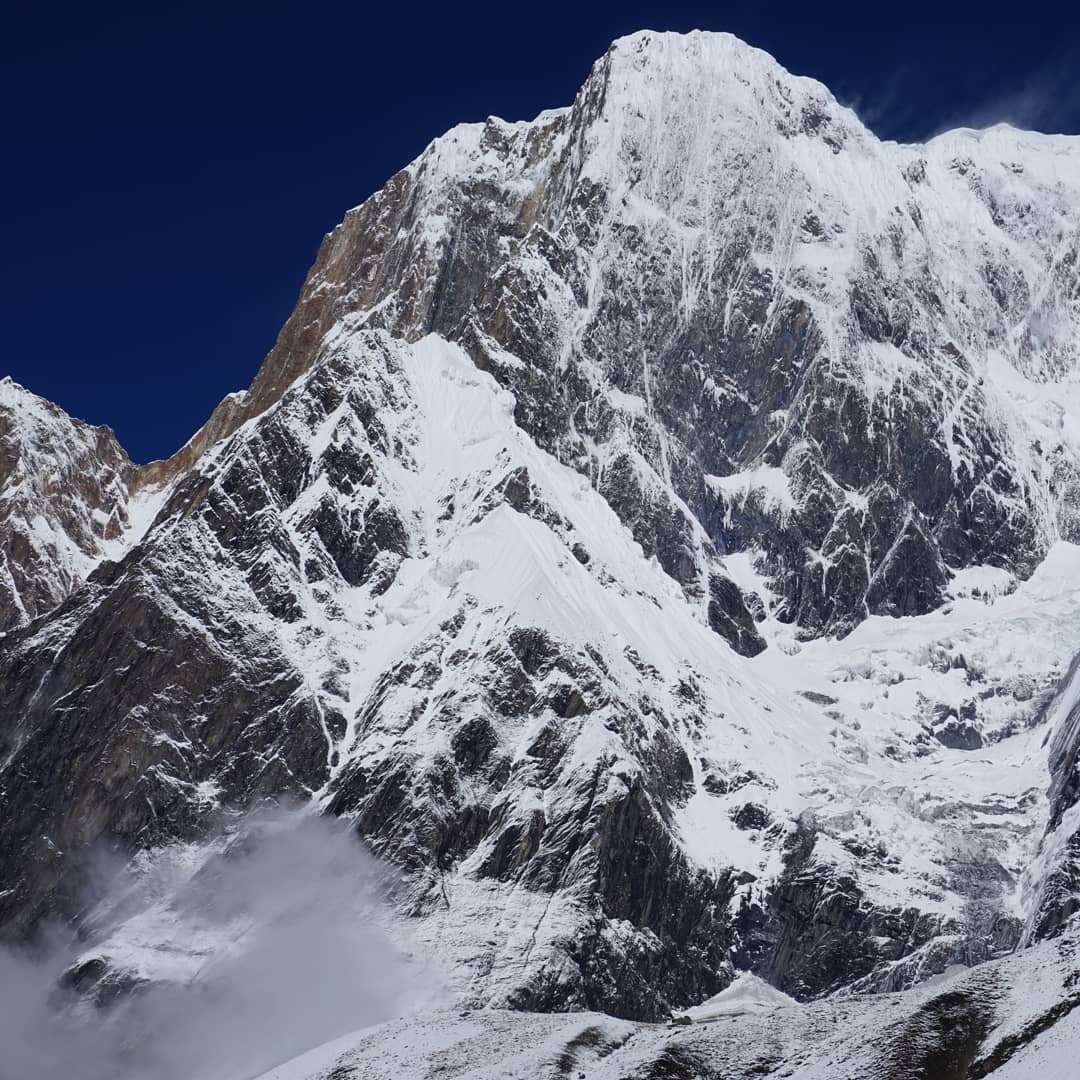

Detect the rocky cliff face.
[
  {"left": 4, "top": 29, "right": 1080, "bottom": 1044},
  {"left": 219, "top": 31, "right": 1080, "bottom": 639}
]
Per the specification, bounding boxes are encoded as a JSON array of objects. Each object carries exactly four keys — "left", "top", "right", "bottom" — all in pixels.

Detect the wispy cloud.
[
  {"left": 932, "top": 49, "right": 1080, "bottom": 137},
  {"left": 836, "top": 71, "right": 915, "bottom": 138},
  {"left": 835, "top": 47, "right": 1080, "bottom": 143}
]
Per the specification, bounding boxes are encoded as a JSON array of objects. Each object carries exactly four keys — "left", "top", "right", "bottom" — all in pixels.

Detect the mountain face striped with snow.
[{"left": 5, "top": 28, "right": 1080, "bottom": 1073}]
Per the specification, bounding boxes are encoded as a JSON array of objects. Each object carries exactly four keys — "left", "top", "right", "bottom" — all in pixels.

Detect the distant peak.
[
  {"left": 0, "top": 378, "right": 127, "bottom": 453},
  {"left": 0, "top": 375, "right": 47, "bottom": 408}
]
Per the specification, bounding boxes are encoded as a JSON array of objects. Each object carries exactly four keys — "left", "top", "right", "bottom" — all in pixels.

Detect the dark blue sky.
[{"left": 4, "top": 1, "right": 1079, "bottom": 462}]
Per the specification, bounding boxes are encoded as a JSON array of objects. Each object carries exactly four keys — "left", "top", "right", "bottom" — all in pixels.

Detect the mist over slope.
[{"left": 0, "top": 811, "right": 428, "bottom": 1080}]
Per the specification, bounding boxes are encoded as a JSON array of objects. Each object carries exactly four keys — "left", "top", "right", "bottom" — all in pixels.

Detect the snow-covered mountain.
[{"left": 4, "top": 28, "right": 1080, "bottom": 1076}]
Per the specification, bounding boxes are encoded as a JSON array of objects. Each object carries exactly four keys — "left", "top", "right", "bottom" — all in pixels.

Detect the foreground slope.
[{"left": 256, "top": 921, "right": 1080, "bottom": 1079}]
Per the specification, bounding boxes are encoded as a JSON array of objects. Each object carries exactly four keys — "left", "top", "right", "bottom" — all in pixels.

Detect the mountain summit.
[{"left": 4, "top": 30, "right": 1080, "bottom": 1076}]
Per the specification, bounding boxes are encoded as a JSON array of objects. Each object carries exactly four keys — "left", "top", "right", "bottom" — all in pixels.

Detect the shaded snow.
[{"left": 680, "top": 973, "right": 799, "bottom": 1021}]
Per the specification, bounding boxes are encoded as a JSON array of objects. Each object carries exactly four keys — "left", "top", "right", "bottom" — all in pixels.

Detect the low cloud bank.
[{"left": 0, "top": 809, "right": 431, "bottom": 1079}]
